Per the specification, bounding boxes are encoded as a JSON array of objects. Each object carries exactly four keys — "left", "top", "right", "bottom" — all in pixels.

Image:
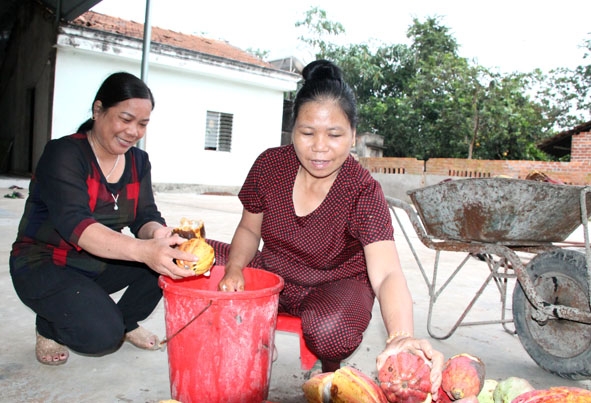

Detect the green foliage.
[
  {"left": 407, "top": 17, "right": 459, "bottom": 58},
  {"left": 532, "top": 38, "right": 591, "bottom": 130},
  {"left": 295, "top": 7, "right": 345, "bottom": 58},
  {"left": 295, "top": 8, "right": 591, "bottom": 161},
  {"left": 245, "top": 48, "right": 270, "bottom": 60}
]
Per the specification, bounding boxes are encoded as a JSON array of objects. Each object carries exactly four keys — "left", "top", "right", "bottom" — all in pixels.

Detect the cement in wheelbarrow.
[{"left": 408, "top": 177, "right": 591, "bottom": 244}]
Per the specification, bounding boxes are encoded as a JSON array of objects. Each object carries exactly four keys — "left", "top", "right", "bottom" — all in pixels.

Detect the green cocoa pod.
[
  {"left": 492, "top": 377, "right": 534, "bottom": 403},
  {"left": 477, "top": 379, "right": 498, "bottom": 403}
]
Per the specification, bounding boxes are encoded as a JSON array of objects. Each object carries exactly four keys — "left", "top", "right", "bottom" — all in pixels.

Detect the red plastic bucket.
[{"left": 158, "top": 266, "right": 284, "bottom": 403}]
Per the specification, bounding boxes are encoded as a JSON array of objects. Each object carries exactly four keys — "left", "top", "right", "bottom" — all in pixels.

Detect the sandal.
[
  {"left": 304, "top": 359, "right": 323, "bottom": 380},
  {"left": 124, "top": 326, "right": 160, "bottom": 350},
  {"left": 36, "top": 331, "right": 69, "bottom": 366}
]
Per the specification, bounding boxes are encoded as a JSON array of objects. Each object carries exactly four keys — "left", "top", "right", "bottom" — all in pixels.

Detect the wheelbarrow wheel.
[{"left": 513, "top": 249, "right": 591, "bottom": 380}]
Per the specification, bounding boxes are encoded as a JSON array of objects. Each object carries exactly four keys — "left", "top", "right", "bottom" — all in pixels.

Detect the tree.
[
  {"left": 295, "top": 6, "right": 345, "bottom": 58},
  {"left": 395, "top": 17, "right": 554, "bottom": 160},
  {"left": 473, "top": 72, "right": 552, "bottom": 160},
  {"left": 246, "top": 48, "right": 269, "bottom": 60},
  {"left": 295, "top": 9, "right": 574, "bottom": 161},
  {"left": 407, "top": 17, "right": 459, "bottom": 58},
  {"left": 532, "top": 37, "right": 591, "bottom": 131}
]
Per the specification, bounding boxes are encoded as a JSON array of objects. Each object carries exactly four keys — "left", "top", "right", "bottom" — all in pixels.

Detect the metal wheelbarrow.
[{"left": 386, "top": 177, "right": 591, "bottom": 380}]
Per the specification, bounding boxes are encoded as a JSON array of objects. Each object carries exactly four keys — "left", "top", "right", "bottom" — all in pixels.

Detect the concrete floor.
[{"left": 0, "top": 177, "right": 590, "bottom": 402}]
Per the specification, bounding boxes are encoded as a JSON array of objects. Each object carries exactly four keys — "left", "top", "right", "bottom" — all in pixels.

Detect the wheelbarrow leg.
[
  {"left": 478, "top": 254, "right": 517, "bottom": 335},
  {"left": 426, "top": 252, "right": 502, "bottom": 339},
  {"left": 389, "top": 198, "right": 518, "bottom": 339}
]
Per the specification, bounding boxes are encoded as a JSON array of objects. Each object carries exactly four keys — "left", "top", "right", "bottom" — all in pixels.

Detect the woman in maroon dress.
[{"left": 211, "top": 60, "right": 444, "bottom": 396}]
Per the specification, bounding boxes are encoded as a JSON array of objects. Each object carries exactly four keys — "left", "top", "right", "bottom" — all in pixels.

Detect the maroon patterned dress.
[{"left": 210, "top": 144, "right": 394, "bottom": 363}]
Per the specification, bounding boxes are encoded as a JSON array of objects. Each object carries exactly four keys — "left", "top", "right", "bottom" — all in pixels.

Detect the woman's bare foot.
[
  {"left": 124, "top": 326, "right": 160, "bottom": 350},
  {"left": 36, "top": 331, "right": 69, "bottom": 365}
]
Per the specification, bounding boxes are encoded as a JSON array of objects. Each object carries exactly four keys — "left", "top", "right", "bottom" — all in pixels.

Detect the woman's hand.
[
  {"left": 141, "top": 234, "right": 198, "bottom": 279},
  {"left": 216, "top": 209, "right": 263, "bottom": 292},
  {"left": 217, "top": 265, "right": 245, "bottom": 292},
  {"left": 151, "top": 225, "right": 174, "bottom": 239},
  {"left": 376, "top": 336, "right": 445, "bottom": 400},
  {"left": 78, "top": 222, "right": 197, "bottom": 279}
]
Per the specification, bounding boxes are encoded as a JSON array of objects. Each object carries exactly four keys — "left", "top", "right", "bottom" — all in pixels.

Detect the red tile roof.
[{"left": 71, "top": 11, "right": 272, "bottom": 68}]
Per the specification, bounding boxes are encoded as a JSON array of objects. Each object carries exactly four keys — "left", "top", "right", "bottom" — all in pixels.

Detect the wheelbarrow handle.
[{"left": 386, "top": 196, "right": 437, "bottom": 249}]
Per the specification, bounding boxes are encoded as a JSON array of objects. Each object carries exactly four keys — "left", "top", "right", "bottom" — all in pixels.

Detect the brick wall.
[
  {"left": 572, "top": 131, "right": 591, "bottom": 163},
  {"left": 359, "top": 130, "right": 591, "bottom": 186},
  {"left": 358, "top": 157, "right": 424, "bottom": 175}
]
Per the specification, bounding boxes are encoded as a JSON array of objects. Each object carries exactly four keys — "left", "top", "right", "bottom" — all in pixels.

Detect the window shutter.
[{"left": 204, "top": 111, "right": 233, "bottom": 152}]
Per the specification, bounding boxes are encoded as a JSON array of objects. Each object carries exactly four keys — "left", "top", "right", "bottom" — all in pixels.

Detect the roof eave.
[{"left": 57, "top": 24, "right": 300, "bottom": 92}]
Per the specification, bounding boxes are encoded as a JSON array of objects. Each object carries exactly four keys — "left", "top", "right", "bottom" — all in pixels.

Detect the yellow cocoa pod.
[
  {"left": 173, "top": 218, "right": 215, "bottom": 275},
  {"left": 176, "top": 237, "right": 215, "bottom": 275}
]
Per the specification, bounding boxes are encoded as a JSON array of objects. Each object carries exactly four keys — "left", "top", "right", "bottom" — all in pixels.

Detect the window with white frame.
[{"left": 204, "top": 111, "right": 233, "bottom": 152}]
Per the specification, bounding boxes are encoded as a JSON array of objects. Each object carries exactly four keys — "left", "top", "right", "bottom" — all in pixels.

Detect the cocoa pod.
[
  {"left": 173, "top": 218, "right": 215, "bottom": 275},
  {"left": 302, "top": 367, "right": 388, "bottom": 403},
  {"left": 330, "top": 366, "right": 388, "bottom": 403},
  {"left": 492, "top": 377, "right": 534, "bottom": 403},
  {"left": 511, "top": 386, "right": 591, "bottom": 403},
  {"left": 378, "top": 351, "right": 432, "bottom": 403},
  {"left": 302, "top": 372, "right": 334, "bottom": 403},
  {"left": 441, "top": 353, "right": 485, "bottom": 400}
]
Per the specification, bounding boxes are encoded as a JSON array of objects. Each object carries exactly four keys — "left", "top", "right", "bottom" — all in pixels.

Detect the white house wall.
[
  {"left": 53, "top": 49, "right": 144, "bottom": 136},
  {"left": 144, "top": 64, "right": 285, "bottom": 186},
  {"left": 53, "top": 28, "right": 298, "bottom": 189}
]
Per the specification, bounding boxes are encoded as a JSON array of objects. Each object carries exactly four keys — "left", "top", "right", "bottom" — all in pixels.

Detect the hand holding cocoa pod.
[
  {"left": 377, "top": 336, "right": 445, "bottom": 400},
  {"left": 171, "top": 218, "right": 215, "bottom": 276}
]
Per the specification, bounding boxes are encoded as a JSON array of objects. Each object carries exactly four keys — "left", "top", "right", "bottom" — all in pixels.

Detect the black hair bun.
[{"left": 302, "top": 59, "right": 343, "bottom": 82}]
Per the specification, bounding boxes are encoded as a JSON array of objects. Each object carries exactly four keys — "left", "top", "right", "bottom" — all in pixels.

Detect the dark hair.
[
  {"left": 77, "top": 72, "right": 155, "bottom": 133},
  {"left": 291, "top": 59, "right": 357, "bottom": 130}
]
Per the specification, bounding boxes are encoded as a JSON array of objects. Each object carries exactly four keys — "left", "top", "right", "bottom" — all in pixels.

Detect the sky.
[{"left": 90, "top": 0, "right": 591, "bottom": 74}]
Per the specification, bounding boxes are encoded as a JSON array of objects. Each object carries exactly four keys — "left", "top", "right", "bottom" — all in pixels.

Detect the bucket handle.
[{"left": 158, "top": 299, "right": 213, "bottom": 350}]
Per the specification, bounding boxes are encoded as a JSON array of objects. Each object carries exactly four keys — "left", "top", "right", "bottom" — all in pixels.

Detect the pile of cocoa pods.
[{"left": 302, "top": 351, "right": 591, "bottom": 403}]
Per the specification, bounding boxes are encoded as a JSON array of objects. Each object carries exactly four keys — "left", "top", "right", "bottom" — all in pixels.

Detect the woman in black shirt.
[{"left": 10, "top": 72, "right": 197, "bottom": 365}]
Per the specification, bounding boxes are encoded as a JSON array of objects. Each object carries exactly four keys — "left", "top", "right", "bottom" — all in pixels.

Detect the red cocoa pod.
[
  {"left": 434, "top": 395, "right": 478, "bottom": 403},
  {"left": 511, "top": 386, "right": 591, "bottom": 403},
  {"left": 330, "top": 366, "right": 388, "bottom": 403},
  {"left": 434, "top": 386, "right": 452, "bottom": 402},
  {"left": 432, "top": 393, "right": 478, "bottom": 403},
  {"left": 378, "top": 351, "right": 432, "bottom": 403},
  {"left": 440, "top": 353, "right": 485, "bottom": 400}
]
